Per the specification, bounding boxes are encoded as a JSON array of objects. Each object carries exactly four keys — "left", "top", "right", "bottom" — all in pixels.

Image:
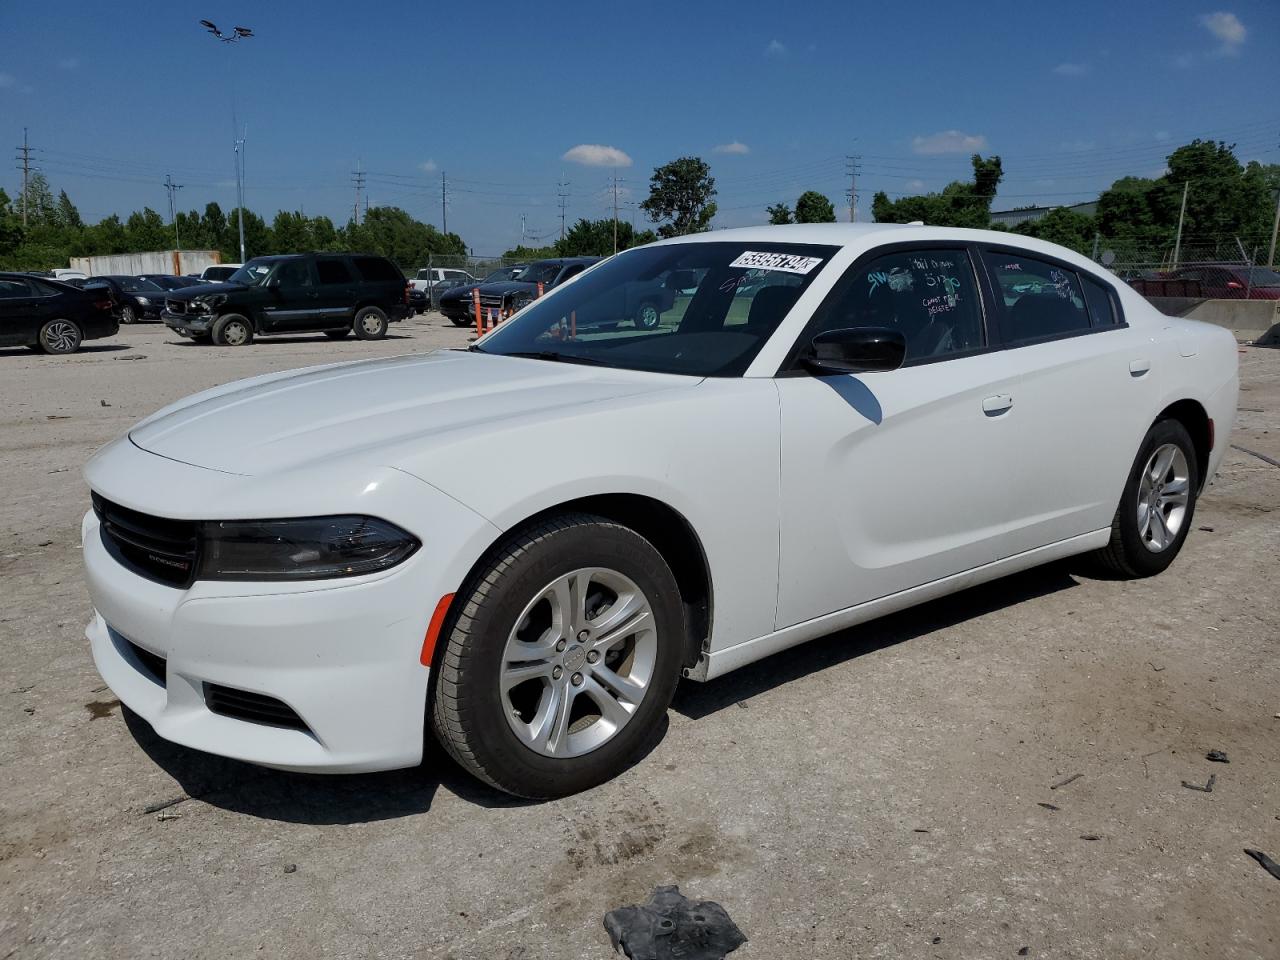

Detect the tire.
[
  {"left": 353, "top": 306, "right": 388, "bottom": 340},
  {"left": 430, "top": 513, "right": 685, "bottom": 799},
  {"left": 449, "top": 316, "right": 473, "bottom": 327},
  {"left": 1092, "top": 419, "right": 1200, "bottom": 578},
  {"left": 324, "top": 329, "right": 350, "bottom": 340},
  {"left": 120, "top": 304, "right": 137, "bottom": 325},
  {"left": 39, "top": 319, "right": 82, "bottom": 355},
  {"left": 211, "top": 314, "right": 253, "bottom": 346},
  {"left": 633, "top": 300, "right": 661, "bottom": 330}
]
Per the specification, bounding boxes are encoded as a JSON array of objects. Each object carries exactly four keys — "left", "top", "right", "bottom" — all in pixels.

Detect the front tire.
[
  {"left": 633, "top": 301, "right": 661, "bottom": 330},
  {"left": 39, "top": 319, "right": 82, "bottom": 354},
  {"left": 1093, "top": 419, "right": 1199, "bottom": 577},
  {"left": 430, "top": 514, "right": 685, "bottom": 799},
  {"left": 449, "top": 316, "right": 473, "bottom": 327},
  {"left": 354, "top": 306, "right": 388, "bottom": 340},
  {"left": 211, "top": 314, "right": 253, "bottom": 346},
  {"left": 120, "top": 304, "right": 137, "bottom": 324}
]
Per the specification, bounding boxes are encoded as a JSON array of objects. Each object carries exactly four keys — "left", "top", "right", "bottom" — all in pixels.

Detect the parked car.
[
  {"left": 161, "top": 252, "right": 410, "bottom": 345},
  {"left": 438, "top": 258, "right": 595, "bottom": 326},
  {"left": 1168, "top": 263, "right": 1280, "bottom": 300},
  {"left": 80, "top": 224, "right": 1238, "bottom": 798},
  {"left": 411, "top": 267, "right": 477, "bottom": 293},
  {"left": 198, "top": 264, "right": 242, "bottom": 284},
  {"left": 84, "top": 275, "right": 175, "bottom": 323},
  {"left": 408, "top": 286, "right": 428, "bottom": 314},
  {"left": 140, "top": 274, "right": 203, "bottom": 292},
  {"left": 0, "top": 272, "right": 117, "bottom": 354}
]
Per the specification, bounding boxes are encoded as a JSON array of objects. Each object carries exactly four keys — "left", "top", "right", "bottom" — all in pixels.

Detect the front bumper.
[
  {"left": 162, "top": 309, "right": 212, "bottom": 337},
  {"left": 82, "top": 443, "right": 501, "bottom": 773}
]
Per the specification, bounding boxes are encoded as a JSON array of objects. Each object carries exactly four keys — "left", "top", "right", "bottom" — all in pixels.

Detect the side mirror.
[
  {"left": 665, "top": 270, "right": 697, "bottom": 291},
  {"left": 801, "top": 327, "right": 906, "bottom": 375}
]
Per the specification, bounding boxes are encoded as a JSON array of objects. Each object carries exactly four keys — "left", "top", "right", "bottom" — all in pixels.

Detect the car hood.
[
  {"left": 438, "top": 282, "right": 488, "bottom": 303},
  {"left": 165, "top": 281, "right": 247, "bottom": 301},
  {"left": 128, "top": 350, "right": 690, "bottom": 477}
]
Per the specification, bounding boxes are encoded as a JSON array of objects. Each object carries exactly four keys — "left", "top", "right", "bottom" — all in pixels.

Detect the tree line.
[{"left": 0, "top": 173, "right": 465, "bottom": 272}]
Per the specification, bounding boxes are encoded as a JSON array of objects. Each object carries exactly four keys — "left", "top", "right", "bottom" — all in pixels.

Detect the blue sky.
[{"left": 2, "top": 0, "right": 1277, "bottom": 254}]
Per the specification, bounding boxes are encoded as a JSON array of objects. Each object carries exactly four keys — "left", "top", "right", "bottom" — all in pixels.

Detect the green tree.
[
  {"left": 766, "top": 202, "right": 793, "bottom": 225},
  {"left": 641, "top": 156, "right": 717, "bottom": 238},
  {"left": 795, "top": 191, "right": 836, "bottom": 223},
  {"left": 873, "top": 155, "right": 1004, "bottom": 228},
  {"left": 556, "top": 218, "right": 656, "bottom": 257},
  {"left": 124, "top": 207, "right": 169, "bottom": 251},
  {"left": 502, "top": 244, "right": 558, "bottom": 260},
  {"left": 1010, "top": 207, "right": 1097, "bottom": 254},
  {"left": 55, "top": 190, "right": 83, "bottom": 230},
  {"left": 21, "top": 172, "right": 57, "bottom": 225}
]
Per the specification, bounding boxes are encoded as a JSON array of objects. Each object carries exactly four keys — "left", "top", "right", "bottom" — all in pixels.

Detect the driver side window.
[
  {"left": 275, "top": 260, "right": 313, "bottom": 288},
  {"left": 811, "top": 248, "right": 985, "bottom": 363}
]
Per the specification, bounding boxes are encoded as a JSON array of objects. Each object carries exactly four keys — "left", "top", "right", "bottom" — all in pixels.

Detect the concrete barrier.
[{"left": 1145, "top": 297, "right": 1280, "bottom": 346}]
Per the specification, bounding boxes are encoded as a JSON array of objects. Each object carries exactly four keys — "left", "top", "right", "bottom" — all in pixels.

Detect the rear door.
[
  {"left": 313, "top": 256, "right": 358, "bottom": 329},
  {"left": 0, "top": 277, "right": 46, "bottom": 345},
  {"left": 976, "top": 246, "right": 1157, "bottom": 552}
]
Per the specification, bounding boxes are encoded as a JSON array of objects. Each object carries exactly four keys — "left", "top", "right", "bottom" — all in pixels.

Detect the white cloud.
[
  {"left": 911, "top": 130, "right": 989, "bottom": 155},
  {"left": 765, "top": 39, "right": 788, "bottom": 57},
  {"left": 714, "top": 141, "right": 750, "bottom": 155},
  {"left": 1052, "top": 61, "right": 1091, "bottom": 76},
  {"left": 57, "top": 57, "right": 79, "bottom": 70},
  {"left": 1200, "top": 11, "right": 1246, "bottom": 53},
  {"left": 905, "top": 179, "right": 927, "bottom": 191},
  {"left": 0, "top": 72, "right": 15, "bottom": 88},
  {"left": 419, "top": 159, "right": 438, "bottom": 173},
  {"left": 562, "top": 144, "right": 632, "bottom": 167}
]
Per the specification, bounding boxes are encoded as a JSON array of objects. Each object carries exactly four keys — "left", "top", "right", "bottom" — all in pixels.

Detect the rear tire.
[
  {"left": 430, "top": 514, "right": 685, "bottom": 799},
  {"left": 354, "top": 306, "right": 388, "bottom": 340},
  {"left": 39, "top": 319, "right": 82, "bottom": 354},
  {"left": 211, "top": 314, "right": 253, "bottom": 346},
  {"left": 1092, "top": 419, "right": 1199, "bottom": 578}
]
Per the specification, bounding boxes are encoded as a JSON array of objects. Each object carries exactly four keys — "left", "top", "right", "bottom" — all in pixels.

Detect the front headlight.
[
  {"left": 135, "top": 296, "right": 152, "bottom": 305},
  {"left": 192, "top": 294, "right": 226, "bottom": 312},
  {"left": 198, "top": 515, "right": 419, "bottom": 581}
]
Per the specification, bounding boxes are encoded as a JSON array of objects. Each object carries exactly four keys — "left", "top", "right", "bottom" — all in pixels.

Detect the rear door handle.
[
  {"left": 982, "top": 394, "right": 1014, "bottom": 415},
  {"left": 1129, "top": 359, "right": 1151, "bottom": 377}
]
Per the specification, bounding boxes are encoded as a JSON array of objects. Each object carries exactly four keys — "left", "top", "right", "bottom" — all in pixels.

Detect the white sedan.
[{"left": 82, "top": 224, "right": 1239, "bottom": 798}]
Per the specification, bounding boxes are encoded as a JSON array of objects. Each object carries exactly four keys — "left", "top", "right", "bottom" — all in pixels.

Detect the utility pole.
[
  {"left": 845, "top": 154, "right": 862, "bottom": 222},
  {"left": 351, "top": 160, "right": 366, "bottom": 225},
  {"left": 440, "top": 170, "right": 448, "bottom": 235},
  {"left": 612, "top": 171, "right": 619, "bottom": 254},
  {"left": 520, "top": 213, "right": 527, "bottom": 247},
  {"left": 1268, "top": 188, "right": 1280, "bottom": 268},
  {"left": 1172, "top": 180, "right": 1190, "bottom": 268},
  {"left": 15, "top": 127, "right": 31, "bottom": 226},
  {"left": 233, "top": 128, "right": 247, "bottom": 261},
  {"left": 164, "top": 174, "right": 185, "bottom": 248},
  {"left": 557, "top": 174, "right": 569, "bottom": 240}
]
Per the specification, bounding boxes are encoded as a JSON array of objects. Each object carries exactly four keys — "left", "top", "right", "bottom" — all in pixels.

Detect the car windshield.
[
  {"left": 476, "top": 241, "right": 837, "bottom": 377},
  {"left": 226, "top": 261, "right": 273, "bottom": 286},
  {"left": 150, "top": 276, "right": 193, "bottom": 290},
  {"left": 521, "top": 262, "right": 567, "bottom": 286},
  {"left": 1240, "top": 267, "right": 1280, "bottom": 286},
  {"left": 415, "top": 269, "right": 432, "bottom": 280},
  {"left": 484, "top": 268, "right": 519, "bottom": 283},
  {"left": 117, "top": 277, "right": 162, "bottom": 292}
]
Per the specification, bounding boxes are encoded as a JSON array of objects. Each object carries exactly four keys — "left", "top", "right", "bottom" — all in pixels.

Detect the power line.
[
  {"left": 15, "top": 127, "right": 31, "bottom": 226},
  {"left": 351, "top": 160, "right": 365, "bottom": 225},
  {"left": 846, "top": 154, "right": 861, "bottom": 222},
  {"left": 164, "top": 173, "right": 184, "bottom": 248},
  {"left": 557, "top": 174, "right": 569, "bottom": 240}
]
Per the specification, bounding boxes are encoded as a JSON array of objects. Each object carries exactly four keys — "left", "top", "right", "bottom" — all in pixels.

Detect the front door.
[
  {"left": 260, "top": 259, "right": 320, "bottom": 332},
  {"left": 774, "top": 245, "right": 1021, "bottom": 628}
]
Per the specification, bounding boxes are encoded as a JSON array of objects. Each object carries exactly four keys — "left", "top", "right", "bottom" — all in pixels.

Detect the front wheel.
[
  {"left": 211, "top": 314, "right": 254, "bottom": 346},
  {"left": 1093, "top": 418, "right": 1200, "bottom": 577},
  {"left": 633, "top": 301, "right": 661, "bottom": 330},
  {"left": 353, "top": 306, "right": 388, "bottom": 340},
  {"left": 120, "top": 304, "right": 137, "bottom": 324},
  {"left": 39, "top": 319, "right": 82, "bottom": 354},
  {"left": 430, "top": 514, "right": 685, "bottom": 798}
]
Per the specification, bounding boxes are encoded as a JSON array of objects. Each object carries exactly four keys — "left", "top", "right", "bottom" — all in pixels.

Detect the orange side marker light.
[{"left": 420, "top": 593, "right": 455, "bottom": 666}]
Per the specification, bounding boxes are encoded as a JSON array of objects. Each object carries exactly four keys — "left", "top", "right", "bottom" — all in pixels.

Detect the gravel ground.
[{"left": 1, "top": 316, "right": 1277, "bottom": 960}]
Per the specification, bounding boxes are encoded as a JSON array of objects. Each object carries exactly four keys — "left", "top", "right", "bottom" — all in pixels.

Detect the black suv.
[
  {"left": 162, "top": 253, "right": 410, "bottom": 346},
  {"left": 439, "top": 257, "right": 599, "bottom": 326}
]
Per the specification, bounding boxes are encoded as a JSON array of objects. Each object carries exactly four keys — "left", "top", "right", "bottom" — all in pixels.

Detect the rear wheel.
[
  {"left": 39, "top": 319, "right": 82, "bottom": 354},
  {"left": 1093, "top": 419, "right": 1199, "bottom": 577},
  {"left": 354, "top": 306, "right": 388, "bottom": 340},
  {"left": 211, "top": 314, "right": 253, "bottom": 346},
  {"left": 430, "top": 514, "right": 684, "bottom": 798}
]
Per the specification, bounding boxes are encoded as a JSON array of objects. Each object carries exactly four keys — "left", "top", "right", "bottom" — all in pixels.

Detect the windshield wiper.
[{"left": 503, "top": 350, "right": 613, "bottom": 367}]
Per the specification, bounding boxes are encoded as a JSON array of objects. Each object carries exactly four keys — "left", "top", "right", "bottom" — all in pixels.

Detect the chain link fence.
[
  {"left": 1090, "top": 236, "right": 1276, "bottom": 299},
  {"left": 417, "top": 254, "right": 533, "bottom": 309}
]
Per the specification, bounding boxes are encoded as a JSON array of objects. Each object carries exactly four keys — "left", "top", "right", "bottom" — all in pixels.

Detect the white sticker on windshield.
[{"left": 729, "top": 251, "right": 824, "bottom": 275}]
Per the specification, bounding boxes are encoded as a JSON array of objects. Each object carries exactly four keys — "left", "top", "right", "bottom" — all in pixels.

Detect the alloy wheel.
[
  {"left": 500, "top": 567, "right": 658, "bottom": 758},
  {"left": 360, "top": 313, "right": 384, "bottom": 336},
  {"left": 638, "top": 304, "right": 659, "bottom": 329},
  {"left": 43, "top": 321, "right": 80, "bottom": 353},
  {"left": 222, "top": 320, "right": 249, "bottom": 346},
  {"left": 1137, "top": 442, "right": 1190, "bottom": 552}
]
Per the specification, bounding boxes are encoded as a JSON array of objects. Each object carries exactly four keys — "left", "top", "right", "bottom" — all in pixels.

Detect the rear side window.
[
  {"left": 316, "top": 259, "right": 352, "bottom": 285},
  {"left": 30, "top": 280, "right": 63, "bottom": 297},
  {"left": 808, "top": 248, "right": 986, "bottom": 362},
  {"left": 1082, "top": 276, "right": 1119, "bottom": 325},
  {"left": 0, "top": 278, "right": 34, "bottom": 298},
  {"left": 352, "top": 257, "right": 402, "bottom": 284},
  {"left": 982, "top": 251, "right": 1089, "bottom": 343}
]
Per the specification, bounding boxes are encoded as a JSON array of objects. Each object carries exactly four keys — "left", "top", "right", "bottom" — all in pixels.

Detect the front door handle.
[
  {"left": 982, "top": 394, "right": 1014, "bottom": 416},
  {"left": 1129, "top": 359, "right": 1151, "bottom": 377}
]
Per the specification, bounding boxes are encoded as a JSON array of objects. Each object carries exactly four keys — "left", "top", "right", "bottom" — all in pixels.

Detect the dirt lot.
[{"left": 1, "top": 316, "right": 1277, "bottom": 960}]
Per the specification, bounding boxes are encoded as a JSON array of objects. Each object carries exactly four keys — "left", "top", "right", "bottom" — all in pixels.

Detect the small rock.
[
  {"left": 156, "top": 811, "right": 182, "bottom": 822},
  {"left": 284, "top": 863, "right": 297, "bottom": 874},
  {"left": 1019, "top": 949, "right": 1030, "bottom": 957},
  {"left": 23, "top": 707, "right": 34, "bottom": 715},
  {"left": 1079, "top": 834, "right": 1100, "bottom": 841},
  {"left": 37, "top": 540, "right": 53, "bottom": 547},
  {"left": 1206, "top": 750, "right": 1229, "bottom": 763},
  {"left": 1198, "top": 525, "right": 1214, "bottom": 532},
  {"left": 736, "top": 701, "right": 748, "bottom": 710},
  {"left": 99, "top": 400, "right": 111, "bottom": 407}
]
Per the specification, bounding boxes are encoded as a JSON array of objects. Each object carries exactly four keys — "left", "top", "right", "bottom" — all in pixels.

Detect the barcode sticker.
[{"left": 729, "top": 251, "right": 824, "bottom": 275}]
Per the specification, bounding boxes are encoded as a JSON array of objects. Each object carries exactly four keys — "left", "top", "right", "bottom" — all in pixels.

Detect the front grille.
[
  {"left": 205, "top": 684, "right": 309, "bottom": 731},
  {"left": 124, "top": 636, "right": 167, "bottom": 685},
  {"left": 165, "top": 298, "right": 187, "bottom": 315},
  {"left": 93, "top": 494, "right": 199, "bottom": 588}
]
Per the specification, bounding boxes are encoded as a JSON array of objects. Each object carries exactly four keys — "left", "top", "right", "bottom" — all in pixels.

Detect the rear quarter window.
[
  {"left": 1082, "top": 275, "right": 1122, "bottom": 326},
  {"left": 352, "top": 257, "right": 403, "bottom": 284}
]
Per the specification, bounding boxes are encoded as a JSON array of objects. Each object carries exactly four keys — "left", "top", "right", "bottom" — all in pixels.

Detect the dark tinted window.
[
  {"left": 30, "top": 280, "right": 63, "bottom": 297},
  {"left": 0, "top": 278, "right": 34, "bottom": 299},
  {"left": 556, "top": 264, "right": 587, "bottom": 285},
  {"left": 351, "top": 256, "right": 402, "bottom": 284},
  {"left": 1083, "top": 276, "right": 1118, "bottom": 325},
  {"left": 274, "top": 260, "right": 313, "bottom": 287},
  {"left": 809, "top": 248, "right": 985, "bottom": 361},
  {"left": 983, "top": 251, "right": 1089, "bottom": 343},
  {"left": 316, "top": 259, "right": 352, "bottom": 285}
]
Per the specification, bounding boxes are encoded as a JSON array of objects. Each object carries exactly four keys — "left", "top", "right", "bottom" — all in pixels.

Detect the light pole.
[{"left": 200, "top": 20, "right": 254, "bottom": 262}]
